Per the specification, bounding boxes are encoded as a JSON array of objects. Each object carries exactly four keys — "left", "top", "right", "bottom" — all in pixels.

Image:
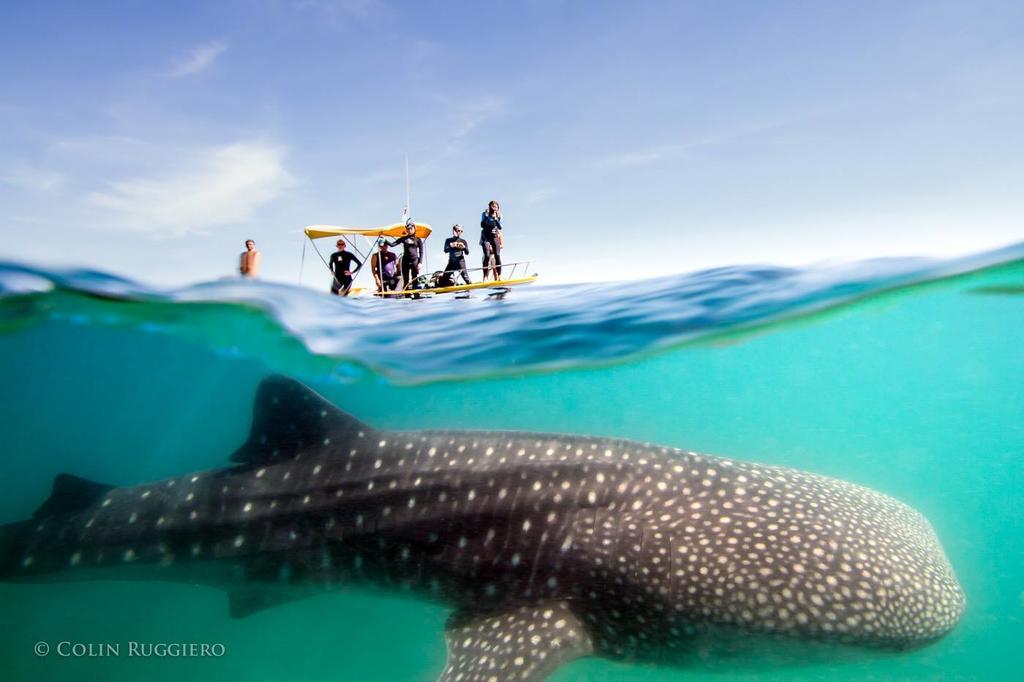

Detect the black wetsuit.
[
  {"left": 480, "top": 211, "right": 502, "bottom": 277},
  {"left": 443, "top": 236, "right": 472, "bottom": 285},
  {"left": 387, "top": 234, "right": 423, "bottom": 288},
  {"left": 329, "top": 250, "right": 362, "bottom": 294}
]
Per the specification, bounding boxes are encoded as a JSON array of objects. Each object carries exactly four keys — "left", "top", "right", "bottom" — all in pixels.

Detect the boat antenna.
[{"left": 402, "top": 153, "right": 411, "bottom": 223}]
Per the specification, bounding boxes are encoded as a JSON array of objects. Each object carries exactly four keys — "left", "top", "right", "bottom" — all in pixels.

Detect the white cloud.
[
  {"left": 88, "top": 141, "right": 291, "bottom": 236},
  {"left": 449, "top": 95, "right": 504, "bottom": 141},
  {"left": 168, "top": 41, "right": 227, "bottom": 78},
  {"left": 419, "top": 95, "right": 505, "bottom": 167},
  {"left": 292, "top": 0, "right": 392, "bottom": 23},
  {"left": 595, "top": 150, "right": 666, "bottom": 173},
  {"left": 593, "top": 108, "right": 836, "bottom": 175},
  {"left": 0, "top": 167, "right": 66, "bottom": 192},
  {"left": 521, "top": 186, "right": 558, "bottom": 207}
]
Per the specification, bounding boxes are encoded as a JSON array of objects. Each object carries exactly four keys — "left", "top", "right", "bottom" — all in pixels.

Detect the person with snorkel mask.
[{"left": 387, "top": 221, "right": 424, "bottom": 289}]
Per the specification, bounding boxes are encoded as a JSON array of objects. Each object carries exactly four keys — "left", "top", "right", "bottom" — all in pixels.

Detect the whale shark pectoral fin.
[
  {"left": 229, "top": 375, "right": 373, "bottom": 465},
  {"left": 439, "top": 601, "right": 593, "bottom": 682},
  {"left": 33, "top": 473, "right": 114, "bottom": 518}
]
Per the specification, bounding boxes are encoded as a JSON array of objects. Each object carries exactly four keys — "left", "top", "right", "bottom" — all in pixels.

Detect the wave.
[{"left": 1, "top": 242, "right": 1022, "bottom": 383}]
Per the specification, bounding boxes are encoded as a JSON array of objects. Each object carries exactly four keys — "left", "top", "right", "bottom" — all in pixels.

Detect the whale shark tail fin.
[{"left": 230, "top": 375, "right": 374, "bottom": 466}]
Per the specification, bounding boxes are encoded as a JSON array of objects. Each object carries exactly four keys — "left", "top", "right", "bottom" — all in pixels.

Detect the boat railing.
[{"left": 394, "top": 260, "right": 535, "bottom": 292}]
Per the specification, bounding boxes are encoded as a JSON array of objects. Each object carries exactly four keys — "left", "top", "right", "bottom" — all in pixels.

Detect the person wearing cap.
[
  {"left": 387, "top": 221, "right": 424, "bottom": 289},
  {"left": 443, "top": 224, "right": 472, "bottom": 285},
  {"left": 329, "top": 238, "right": 362, "bottom": 296},
  {"left": 371, "top": 240, "right": 399, "bottom": 292}
]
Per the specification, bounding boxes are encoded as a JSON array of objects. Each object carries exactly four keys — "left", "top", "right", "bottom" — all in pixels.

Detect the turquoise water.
[{"left": 0, "top": 246, "right": 1022, "bottom": 680}]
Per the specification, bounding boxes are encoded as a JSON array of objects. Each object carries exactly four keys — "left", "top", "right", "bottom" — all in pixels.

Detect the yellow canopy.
[{"left": 305, "top": 223, "right": 432, "bottom": 240}]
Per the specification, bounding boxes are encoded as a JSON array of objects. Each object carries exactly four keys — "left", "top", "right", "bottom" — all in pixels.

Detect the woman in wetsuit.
[
  {"left": 443, "top": 224, "right": 471, "bottom": 285},
  {"left": 387, "top": 222, "right": 424, "bottom": 289},
  {"left": 480, "top": 200, "right": 502, "bottom": 281}
]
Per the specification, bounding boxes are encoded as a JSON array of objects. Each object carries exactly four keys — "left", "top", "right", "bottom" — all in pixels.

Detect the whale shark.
[{"left": 1, "top": 376, "right": 964, "bottom": 680}]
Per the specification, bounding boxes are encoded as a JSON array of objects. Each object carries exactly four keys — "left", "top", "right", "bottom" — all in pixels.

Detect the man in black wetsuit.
[
  {"left": 480, "top": 200, "right": 502, "bottom": 280},
  {"left": 387, "top": 222, "right": 424, "bottom": 289},
  {"left": 443, "top": 224, "right": 471, "bottom": 285},
  {"left": 329, "top": 239, "right": 362, "bottom": 296}
]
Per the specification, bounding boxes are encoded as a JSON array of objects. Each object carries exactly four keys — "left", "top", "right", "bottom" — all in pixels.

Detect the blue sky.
[{"left": 1, "top": 0, "right": 1021, "bottom": 287}]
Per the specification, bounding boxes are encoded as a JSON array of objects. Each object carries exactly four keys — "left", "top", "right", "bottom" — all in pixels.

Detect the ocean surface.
[{"left": 0, "top": 243, "right": 1022, "bottom": 681}]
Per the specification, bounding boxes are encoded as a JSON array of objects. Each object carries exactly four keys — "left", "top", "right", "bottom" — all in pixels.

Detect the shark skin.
[{"left": 1, "top": 376, "right": 965, "bottom": 680}]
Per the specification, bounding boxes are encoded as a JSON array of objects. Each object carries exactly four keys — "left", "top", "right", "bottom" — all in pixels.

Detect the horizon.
[{"left": 1, "top": 1, "right": 1022, "bottom": 289}]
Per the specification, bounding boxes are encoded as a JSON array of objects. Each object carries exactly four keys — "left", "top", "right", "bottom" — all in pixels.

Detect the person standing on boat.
[
  {"left": 371, "top": 241, "right": 400, "bottom": 292},
  {"left": 240, "top": 239, "right": 260, "bottom": 278},
  {"left": 388, "top": 221, "right": 424, "bottom": 289},
  {"left": 329, "top": 238, "right": 362, "bottom": 296},
  {"left": 480, "top": 200, "right": 503, "bottom": 280},
  {"left": 443, "top": 224, "right": 472, "bottom": 285}
]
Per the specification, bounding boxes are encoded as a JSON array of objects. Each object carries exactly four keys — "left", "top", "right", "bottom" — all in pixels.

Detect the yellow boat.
[{"left": 302, "top": 223, "right": 538, "bottom": 298}]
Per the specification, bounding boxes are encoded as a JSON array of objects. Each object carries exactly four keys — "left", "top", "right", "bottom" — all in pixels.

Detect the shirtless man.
[
  {"left": 371, "top": 241, "right": 400, "bottom": 292},
  {"left": 240, "top": 239, "right": 260, "bottom": 278}
]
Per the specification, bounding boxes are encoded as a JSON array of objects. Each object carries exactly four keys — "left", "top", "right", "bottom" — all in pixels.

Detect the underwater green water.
[{"left": 0, "top": 262, "right": 1022, "bottom": 680}]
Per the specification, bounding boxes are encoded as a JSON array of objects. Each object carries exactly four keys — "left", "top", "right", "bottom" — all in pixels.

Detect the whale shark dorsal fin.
[
  {"left": 229, "top": 375, "right": 372, "bottom": 466},
  {"left": 33, "top": 474, "right": 114, "bottom": 518},
  {"left": 440, "top": 602, "right": 593, "bottom": 682}
]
